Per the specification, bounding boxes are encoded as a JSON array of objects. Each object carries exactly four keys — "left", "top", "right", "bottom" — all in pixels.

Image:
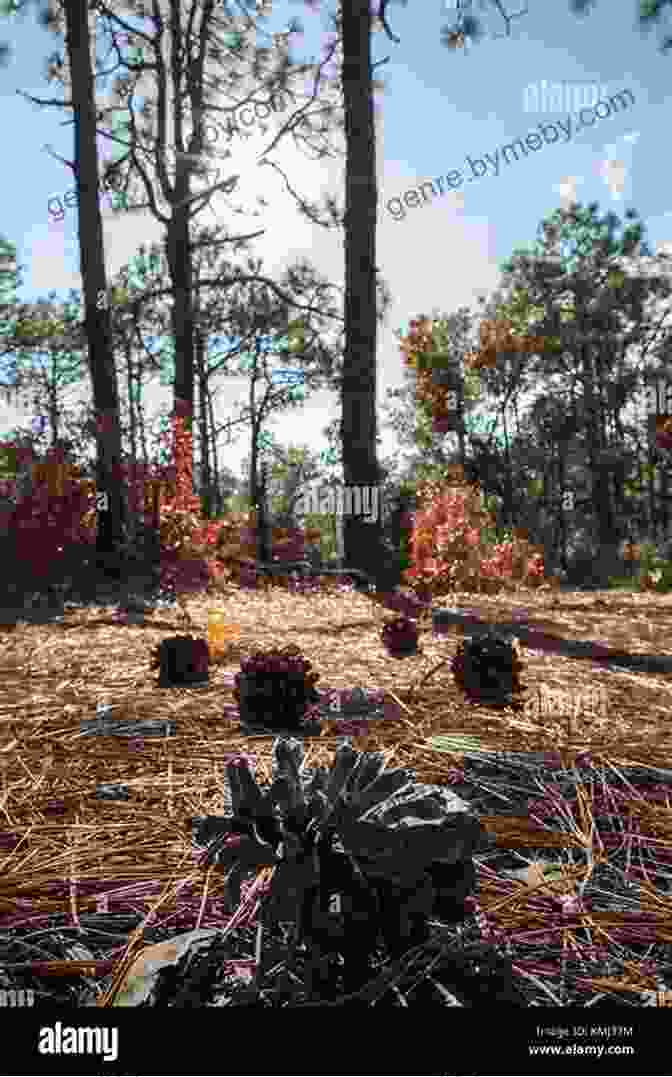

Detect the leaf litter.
[{"left": 0, "top": 577, "right": 670, "bottom": 1006}]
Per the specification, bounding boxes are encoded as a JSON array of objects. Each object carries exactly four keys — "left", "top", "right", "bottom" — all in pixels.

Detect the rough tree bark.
[
  {"left": 340, "top": 0, "right": 388, "bottom": 590},
  {"left": 64, "top": 0, "right": 127, "bottom": 562}
]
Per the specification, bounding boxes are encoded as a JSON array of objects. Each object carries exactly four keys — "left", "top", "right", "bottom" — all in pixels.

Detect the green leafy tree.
[
  {"left": 480, "top": 204, "right": 672, "bottom": 580},
  {"left": 439, "top": 0, "right": 529, "bottom": 50},
  {"left": 0, "top": 237, "right": 23, "bottom": 378},
  {"left": 569, "top": 0, "right": 672, "bottom": 53},
  {"left": 0, "top": 291, "right": 90, "bottom": 451},
  {"left": 382, "top": 308, "right": 489, "bottom": 492},
  {"left": 263, "top": 444, "right": 324, "bottom": 529}
]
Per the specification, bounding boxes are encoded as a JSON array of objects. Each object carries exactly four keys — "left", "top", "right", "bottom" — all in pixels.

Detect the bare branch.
[
  {"left": 113, "top": 271, "right": 345, "bottom": 333},
  {"left": 16, "top": 88, "right": 72, "bottom": 109},
  {"left": 209, "top": 36, "right": 341, "bottom": 166},
  {"left": 378, "top": 0, "right": 402, "bottom": 45},
  {"left": 173, "top": 173, "right": 241, "bottom": 212},
  {"left": 190, "top": 229, "right": 266, "bottom": 250},
  {"left": 257, "top": 159, "right": 341, "bottom": 229},
  {"left": 87, "top": 1, "right": 157, "bottom": 51},
  {"left": 42, "top": 143, "right": 77, "bottom": 176},
  {"left": 489, "top": 0, "right": 529, "bottom": 37}
]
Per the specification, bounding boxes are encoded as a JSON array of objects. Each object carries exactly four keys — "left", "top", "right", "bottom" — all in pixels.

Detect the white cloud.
[
  {"left": 24, "top": 228, "right": 81, "bottom": 295},
  {"left": 599, "top": 157, "right": 627, "bottom": 199},
  {"left": 556, "top": 175, "right": 581, "bottom": 209},
  {"left": 595, "top": 131, "right": 639, "bottom": 202}
]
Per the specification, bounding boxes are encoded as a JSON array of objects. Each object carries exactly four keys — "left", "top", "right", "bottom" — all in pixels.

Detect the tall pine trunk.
[
  {"left": 196, "top": 329, "right": 213, "bottom": 518},
  {"left": 64, "top": 0, "right": 126, "bottom": 561},
  {"left": 206, "top": 387, "right": 222, "bottom": 516},
  {"left": 340, "top": 0, "right": 387, "bottom": 589},
  {"left": 166, "top": 203, "right": 195, "bottom": 440},
  {"left": 166, "top": 0, "right": 198, "bottom": 465}
]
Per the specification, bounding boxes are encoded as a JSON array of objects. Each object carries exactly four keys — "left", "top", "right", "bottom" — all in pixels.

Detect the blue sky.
[{"left": 0, "top": 0, "right": 670, "bottom": 482}]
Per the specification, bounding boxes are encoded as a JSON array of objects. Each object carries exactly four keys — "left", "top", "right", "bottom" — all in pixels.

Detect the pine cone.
[{"left": 451, "top": 631, "right": 524, "bottom": 706}]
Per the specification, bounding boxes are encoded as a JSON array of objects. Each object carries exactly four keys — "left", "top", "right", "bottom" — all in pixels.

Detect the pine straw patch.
[{"left": 0, "top": 580, "right": 671, "bottom": 1006}]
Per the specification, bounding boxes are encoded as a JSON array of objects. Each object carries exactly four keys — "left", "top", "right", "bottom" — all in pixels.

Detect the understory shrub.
[
  {"left": 563, "top": 547, "right": 603, "bottom": 590},
  {"left": 0, "top": 417, "right": 209, "bottom": 592},
  {"left": 378, "top": 484, "right": 416, "bottom": 586},
  {"left": 0, "top": 445, "right": 98, "bottom": 587},
  {"left": 629, "top": 541, "right": 672, "bottom": 593},
  {"left": 565, "top": 538, "right": 672, "bottom": 592},
  {"left": 295, "top": 510, "right": 338, "bottom": 565},
  {"left": 1, "top": 417, "right": 457, "bottom": 603},
  {"left": 403, "top": 478, "right": 546, "bottom": 600},
  {"left": 212, "top": 507, "right": 324, "bottom": 588}
]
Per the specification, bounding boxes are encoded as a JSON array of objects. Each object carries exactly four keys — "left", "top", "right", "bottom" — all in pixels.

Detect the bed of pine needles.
[{"left": 0, "top": 560, "right": 671, "bottom": 1008}]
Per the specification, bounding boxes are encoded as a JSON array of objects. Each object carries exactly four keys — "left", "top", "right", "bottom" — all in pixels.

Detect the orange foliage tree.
[{"left": 394, "top": 314, "right": 551, "bottom": 596}]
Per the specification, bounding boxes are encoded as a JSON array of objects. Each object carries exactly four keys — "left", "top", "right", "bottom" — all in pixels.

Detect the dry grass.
[{"left": 0, "top": 578, "right": 671, "bottom": 1006}]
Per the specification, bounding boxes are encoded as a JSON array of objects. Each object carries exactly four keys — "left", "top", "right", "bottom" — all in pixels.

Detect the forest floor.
[{"left": 0, "top": 565, "right": 671, "bottom": 1009}]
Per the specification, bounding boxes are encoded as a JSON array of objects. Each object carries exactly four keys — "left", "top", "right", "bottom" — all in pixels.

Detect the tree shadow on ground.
[
  {"left": 4, "top": 562, "right": 671, "bottom": 678},
  {"left": 0, "top": 538, "right": 161, "bottom": 629},
  {"left": 371, "top": 588, "right": 672, "bottom": 676}
]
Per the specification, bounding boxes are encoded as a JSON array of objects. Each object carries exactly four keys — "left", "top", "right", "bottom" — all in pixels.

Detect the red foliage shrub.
[
  {"left": 0, "top": 413, "right": 324, "bottom": 599},
  {"left": 402, "top": 478, "right": 546, "bottom": 599}
]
